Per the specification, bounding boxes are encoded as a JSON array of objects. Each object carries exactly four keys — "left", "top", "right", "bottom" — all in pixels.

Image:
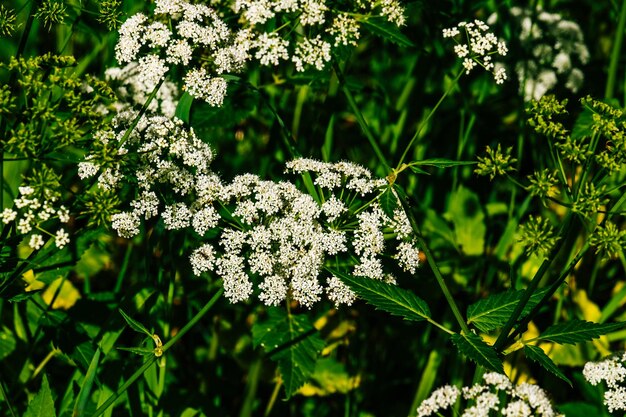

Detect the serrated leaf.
[
  {"left": 411, "top": 158, "right": 477, "bottom": 168},
  {"left": 537, "top": 320, "right": 625, "bottom": 345},
  {"left": 361, "top": 16, "right": 414, "bottom": 47},
  {"left": 252, "top": 309, "right": 325, "bottom": 398},
  {"left": 175, "top": 92, "right": 194, "bottom": 123},
  {"left": 524, "top": 344, "right": 572, "bottom": 386},
  {"left": 334, "top": 269, "right": 430, "bottom": 322},
  {"left": 24, "top": 374, "right": 56, "bottom": 417},
  {"left": 450, "top": 332, "right": 504, "bottom": 373},
  {"left": 379, "top": 187, "right": 398, "bottom": 219},
  {"left": 118, "top": 309, "right": 152, "bottom": 337},
  {"left": 467, "top": 288, "right": 551, "bottom": 332}
]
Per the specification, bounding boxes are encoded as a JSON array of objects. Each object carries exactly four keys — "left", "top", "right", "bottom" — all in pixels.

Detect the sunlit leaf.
[
  {"left": 334, "top": 269, "right": 430, "bottom": 322},
  {"left": 537, "top": 320, "right": 625, "bottom": 345},
  {"left": 450, "top": 332, "right": 503, "bottom": 373},
  {"left": 24, "top": 374, "right": 56, "bottom": 417},
  {"left": 252, "top": 308, "right": 325, "bottom": 398},
  {"left": 524, "top": 344, "right": 571, "bottom": 386},
  {"left": 467, "top": 288, "right": 551, "bottom": 332}
]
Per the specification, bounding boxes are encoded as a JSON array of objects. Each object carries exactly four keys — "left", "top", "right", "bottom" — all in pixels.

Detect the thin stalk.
[
  {"left": 397, "top": 192, "right": 470, "bottom": 334},
  {"left": 605, "top": 0, "right": 626, "bottom": 99},
  {"left": 333, "top": 63, "right": 391, "bottom": 172},
  {"left": 91, "top": 288, "right": 224, "bottom": 417},
  {"left": 493, "top": 214, "right": 575, "bottom": 351},
  {"left": 0, "top": 378, "right": 17, "bottom": 417},
  {"left": 396, "top": 70, "right": 464, "bottom": 170},
  {"left": 507, "top": 244, "right": 588, "bottom": 347}
]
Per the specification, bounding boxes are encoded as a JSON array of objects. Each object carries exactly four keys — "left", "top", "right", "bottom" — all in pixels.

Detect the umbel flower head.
[
  {"left": 583, "top": 352, "right": 626, "bottom": 413},
  {"left": 113, "top": 0, "right": 407, "bottom": 106},
  {"left": 489, "top": 7, "right": 589, "bottom": 101},
  {"left": 417, "top": 372, "right": 563, "bottom": 417},
  {"left": 443, "top": 19, "right": 508, "bottom": 84},
  {"left": 191, "top": 158, "right": 420, "bottom": 308}
]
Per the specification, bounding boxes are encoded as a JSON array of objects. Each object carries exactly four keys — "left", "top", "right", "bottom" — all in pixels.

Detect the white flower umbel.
[
  {"left": 583, "top": 352, "right": 626, "bottom": 413},
  {"left": 490, "top": 7, "right": 589, "bottom": 100},
  {"left": 443, "top": 19, "right": 508, "bottom": 84},
  {"left": 417, "top": 372, "right": 563, "bottom": 417}
]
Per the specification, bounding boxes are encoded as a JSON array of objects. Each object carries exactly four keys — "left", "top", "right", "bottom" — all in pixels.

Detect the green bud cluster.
[{"left": 474, "top": 144, "right": 517, "bottom": 180}]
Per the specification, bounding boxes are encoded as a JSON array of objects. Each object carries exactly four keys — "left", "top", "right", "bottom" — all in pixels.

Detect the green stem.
[
  {"left": 90, "top": 288, "right": 224, "bottom": 417},
  {"left": 333, "top": 63, "right": 391, "bottom": 172},
  {"left": 396, "top": 69, "right": 464, "bottom": 170},
  {"left": 493, "top": 213, "right": 575, "bottom": 351},
  {"left": 397, "top": 191, "right": 470, "bottom": 334},
  {"left": 605, "top": 0, "right": 626, "bottom": 100}
]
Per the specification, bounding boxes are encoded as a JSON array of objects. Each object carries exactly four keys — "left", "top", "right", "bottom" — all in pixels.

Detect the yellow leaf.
[
  {"left": 297, "top": 358, "right": 360, "bottom": 397},
  {"left": 42, "top": 277, "right": 81, "bottom": 310}
]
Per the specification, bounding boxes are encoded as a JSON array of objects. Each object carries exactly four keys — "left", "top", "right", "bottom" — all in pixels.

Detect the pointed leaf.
[
  {"left": 524, "top": 344, "right": 572, "bottom": 386},
  {"left": 73, "top": 348, "right": 101, "bottom": 416},
  {"left": 118, "top": 309, "right": 152, "bottom": 337},
  {"left": 537, "top": 320, "right": 625, "bottom": 345},
  {"left": 379, "top": 187, "right": 398, "bottom": 219},
  {"left": 24, "top": 374, "right": 56, "bottom": 417},
  {"left": 117, "top": 346, "right": 154, "bottom": 356},
  {"left": 361, "top": 16, "right": 414, "bottom": 47},
  {"left": 409, "top": 165, "right": 430, "bottom": 175},
  {"left": 175, "top": 92, "right": 194, "bottom": 123},
  {"left": 450, "top": 332, "right": 504, "bottom": 373},
  {"left": 334, "top": 269, "right": 430, "bottom": 322},
  {"left": 252, "top": 309, "right": 325, "bottom": 398},
  {"left": 412, "top": 158, "right": 477, "bottom": 168},
  {"left": 467, "top": 288, "right": 551, "bottom": 332}
]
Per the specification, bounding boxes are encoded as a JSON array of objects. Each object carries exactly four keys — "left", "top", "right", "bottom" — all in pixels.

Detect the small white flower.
[
  {"left": 29, "top": 234, "right": 45, "bottom": 250},
  {"left": 55, "top": 229, "right": 70, "bottom": 249}
]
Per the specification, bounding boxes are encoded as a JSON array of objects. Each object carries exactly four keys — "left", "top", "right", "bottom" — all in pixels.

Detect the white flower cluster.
[
  {"left": 417, "top": 372, "right": 563, "bottom": 417},
  {"left": 1, "top": 186, "right": 71, "bottom": 250},
  {"left": 443, "top": 19, "right": 508, "bottom": 84},
  {"left": 489, "top": 7, "right": 589, "bottom": 101},
  {"left": 189, "top": 158, "right": 420, "bottom": 308},
  {"left": 79, "top": 111, "right": 214, "bottom": 238},
  {"left": 113, "top": 0, "right": 406, "bottom": 106},
  {"left": 114, "top": 0, "right": 234, "bottom": 106},
  {"left": 104, "top": 63, "right": 179, "bottom": 117},
  {"left": 583, "top": 352, "right": 626, "bottom": 413}
]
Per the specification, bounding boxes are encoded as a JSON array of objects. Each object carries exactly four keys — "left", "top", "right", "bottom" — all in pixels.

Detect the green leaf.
[
  {"left": 450, "top": 332, "right": 504, "bottom": 373},
  {"left": 118, "top": 309, "right": 152, "bottom": 337},
  {"left": 411, "top": 158, "right": 477, "bottom": 168},
  {"left": 252, "top": 308, "right": 325, "bottom": 398},
  {"left": 117, "top": 346, "right": 154, "bottom": 356},
  {"left": 379, "top": 187, "right": 398, "bottom": 219},
  {"left": 360, "top": 16, "right": 414, "bottom": 47},
  {"left": 73, "top": 348, "right": 101, "bottom": 416},
  {"left": 321, "top": 114, "right": 335, "bottom": 162},
  {"left": 408, "top": 165, "right": 430, "bottom": 175},
  {"left": 445, "top": 186, "right": 485, "bottom": 256},
  {"left": 537, "top": 320, "right": 625, "bottom": 345},
  {"left": 467, "top": 288, "right": 551, "bottom": 332},
  {"left": 524, "top": 344, "right": 572, "bottom": 386},
  {"left": 175, "top": 92, "right": 194, "bottom": 123},
  {"left": 24, "top": 374, "right": 56, "bottom": 417},
  {"left": 334, "top": 269, "right": 430, "bottom": 322},
  {"left": 0, "top": 326, "right": 16, "bottom": 361}
]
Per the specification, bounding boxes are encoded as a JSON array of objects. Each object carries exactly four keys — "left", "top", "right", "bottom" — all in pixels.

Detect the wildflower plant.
[
  {"left": 3, "top": 1, "right": 626, "bottom": 416},
  {"left": 417, "top": 372, "right": 563, "bottom": 417},
  {"left": 583, "top": 352, "right": 626, "bottom": 413}
]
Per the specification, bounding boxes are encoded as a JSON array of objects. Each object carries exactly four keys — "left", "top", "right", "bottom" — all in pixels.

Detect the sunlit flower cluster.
[
  {"left": 1, "top": 185, "right": 71, "bottom": 250},
  {"left": 583, "top": 352, "right": 626, "bottom": 413},
  {"left": 443, "top": 19, "right": 508, "bottom": 84},
  {"left": 489, "top": 7, "right": 589, "bottom": 100},
  {"left": 417, "top": 372, "right": 563, "bottom": 417}
]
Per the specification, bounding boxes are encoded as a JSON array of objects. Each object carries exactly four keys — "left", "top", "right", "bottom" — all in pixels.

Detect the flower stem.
[
  {"left": 333, "top": 63, "right": 391, "bottom": 172},
  {"left": 605, "top": 0, "right": 626, "bottom": 100},
  {"left": 396, "top": 69, "right": 464, "bottom": 170},
  {"left": 90, "top": 287, "right": 224, "bottom": 417}
]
